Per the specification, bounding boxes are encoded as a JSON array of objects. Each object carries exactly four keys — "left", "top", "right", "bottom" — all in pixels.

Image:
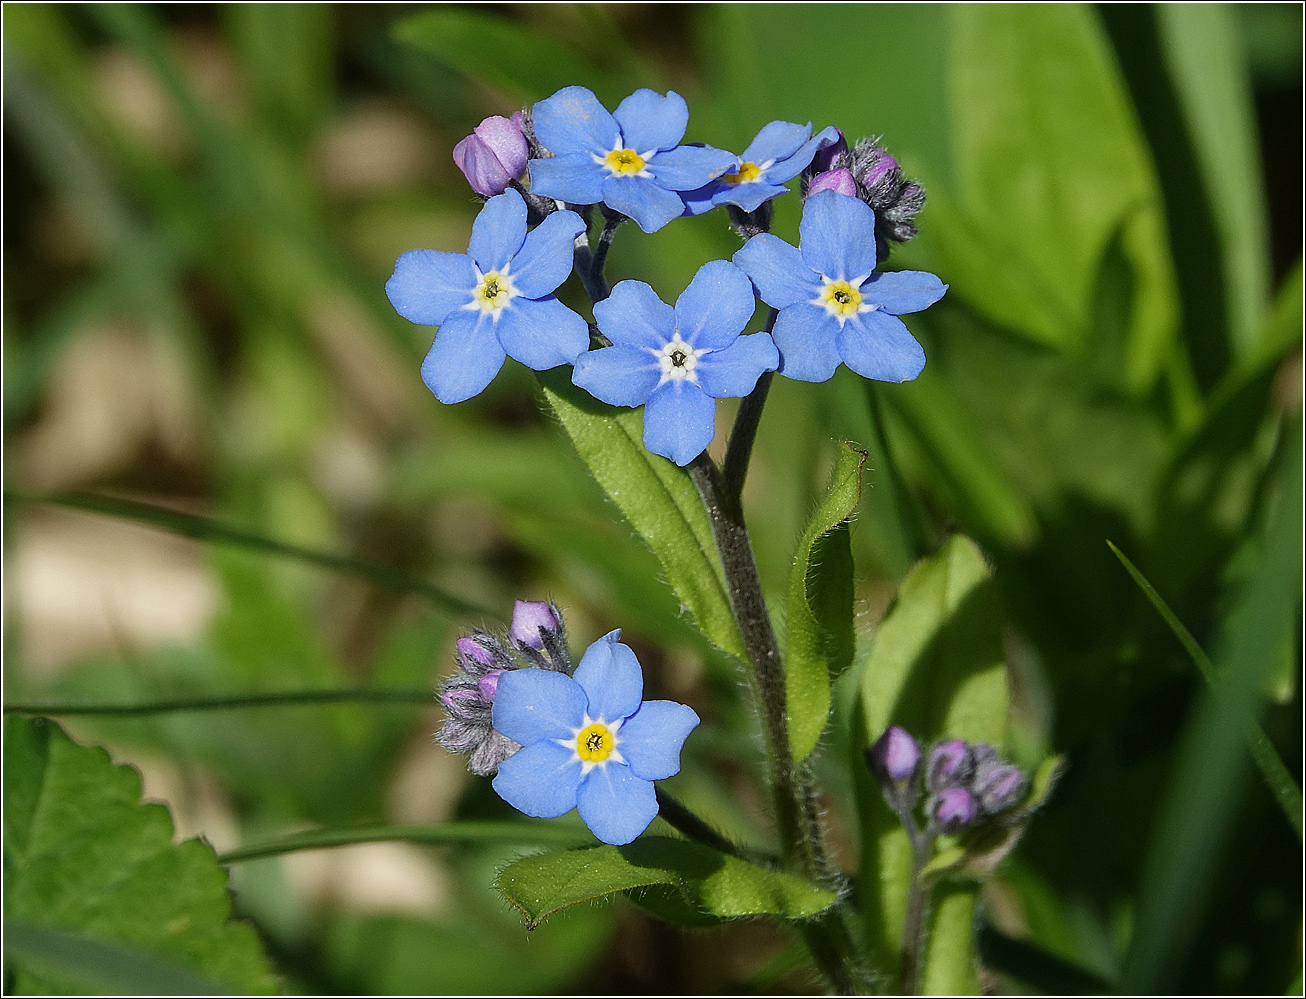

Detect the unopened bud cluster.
[
  {"left": 802, "top": 133, "right": 926, "bottom": 260},
  {"left": 436, "top": 600, "right": 568, "bottom": 775},
  {"left": 866, "top": 726, "right": 1029, "bottom": 835}
]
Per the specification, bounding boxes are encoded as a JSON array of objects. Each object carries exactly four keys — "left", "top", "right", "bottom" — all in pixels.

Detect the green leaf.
[
  {"left": 3, "top": 716, "right": 278, "bottom": 994},
  {"left": 853, "top": 535, "right": 1010, "bottom": 993},
  {"left": 939, "top": 4, "right": 1179, "bottom": 391},
  {"left": 1156, "top": 4, "right": 1271, "bottom": 358},
  {"left": 496, "top": 836, "right": 836, "bottom": 930},
  {"left": 540, "top": 371, "right": 747, "bottom": 661},
  {"left": 786, "top": 442, "right": 865, "bottom": 762},
  {"left": 393, "top": 7, "right": 636, "bottom": 105}
]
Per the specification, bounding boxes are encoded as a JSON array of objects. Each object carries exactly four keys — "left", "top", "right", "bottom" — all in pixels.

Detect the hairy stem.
[
  {"left": 896, "top": 829, "right": 938, "bottom": 995},
  {"left": 588, "top": 211, "right": 623, "bottom": 301},
  {"left": 654, "top": 787, "right": 755, "bottom": 862},
  {"left": 721, "top": 311, "right": 779, "bottom": 507}
]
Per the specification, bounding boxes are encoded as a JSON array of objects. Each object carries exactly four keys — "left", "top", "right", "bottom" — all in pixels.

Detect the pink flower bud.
[
  {"left": 477, "top": 669, "right": 503, "bottom": 702},
  {"left": 452, "top": 114, "right": 529, "bottom": 197},
  {"left": 509, "top": 600, "right": 560, "bottom": 648},
  {"left": 807, "top": 168, "right": 858, "bottom": 199}
]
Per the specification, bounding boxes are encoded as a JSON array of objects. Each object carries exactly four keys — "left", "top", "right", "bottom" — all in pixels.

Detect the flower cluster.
[
  {"left": 867, "top": 725, "right": 1030, "bottom": 835},
  {"left": 436, "top": 601, "right": 700, "bottom": 846},
  {"left": 388, "top": 84, "right": 947, "bottom": 466}
]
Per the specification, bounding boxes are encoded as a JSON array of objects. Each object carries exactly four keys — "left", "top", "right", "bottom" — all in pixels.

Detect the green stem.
[
  {"left": 217, "top": 821, "right": 588, "bottom": 864},
  {"left": 4, "top": 689, "right": 434, "bottom": 717},
  {"left": 896, "top": 830, "right": 937, "bottom": 995},
  {"left": 721, "top": 310, "right": 779, "bottom": 507},
  {"left": 653, "top": 787, "right": 755, "bottom": 862},
  {"left": 588, "top": 211, "right": 623, "bottom": 301}
]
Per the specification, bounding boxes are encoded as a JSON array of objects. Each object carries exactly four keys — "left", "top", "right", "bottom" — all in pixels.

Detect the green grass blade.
[
  {"left": 4, "top": 689, "right": 435, "bottom": 717},
  {"left": 219, "top": 822, "right": 591, "bottom": 864},
  {"left": 1107, "top": 540, "right": 1302, "bottom": 838},
  {"left": 7, "top": 491, "right": 495, "bottom": 620}
]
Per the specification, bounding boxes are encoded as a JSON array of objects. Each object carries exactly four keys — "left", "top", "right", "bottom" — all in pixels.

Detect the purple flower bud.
[
  {"left": 933, "top": 787, "right": 978, "bottom": 833},
  {"left": 863, "top": 152, "right": 898, "bottom": 188},
  {"left": 457, "top": 635, "right": 496, "bottom": 668},
  {"left": 974, "top": 763, "right": 1029, "bottom": 815},
  {"left": 510, "top": 600, "right": 560, "bottom": 649},
  {"left": 926, "top": 739, "right": 974, "bottom": 792},
  {"left": 807, "top": 168, "right": 858, "bottom": 199},
  {"left": 866, "top": 725, "right": 921, "bottom": 784},
  {"left": 452, "top": 113, "right": 529, "bottom": 197},
  {"left": 477, "top": 669, "right": 503, "bottom": 702},
  {"left": 812, "top": 129, "right": 847, "bottom": 174}
]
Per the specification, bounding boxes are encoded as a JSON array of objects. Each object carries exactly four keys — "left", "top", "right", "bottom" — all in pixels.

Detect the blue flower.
[
  {"left": 386, "top": 188, "right": 589, "bottom": 404},
  {"left": 733, "top": 191, "right": 947, "bottom": 383},
  {"left": 491, "top": 630, "right": 700, "bottom": 846},
  {"left": 680, "top": 121, "right": 842, "bottom": 215},
  {"left": 528, "top": 86, "right": 736, "bottom": 234},
  {"left": 572, "top": 260, "right": 779, "bottom": 466}
]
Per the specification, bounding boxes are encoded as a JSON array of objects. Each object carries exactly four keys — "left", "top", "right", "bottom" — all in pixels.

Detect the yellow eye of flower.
[
  {"left": 819, "top": 279, "right": 863, "bottom": 317},
  {"left": 472, "top": 270, "right": 515, "bottom": 315},
  {"left": 576, "top": 722, "right": 614, "bottom": 762},
  {"left": 723, "top": 161, "right": 761, "bottom": 185},
  {"left": 604, "top": 148, "right": 646, "bottom": 175}
]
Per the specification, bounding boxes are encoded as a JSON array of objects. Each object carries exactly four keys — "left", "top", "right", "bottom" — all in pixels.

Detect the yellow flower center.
[
  {"left": 472, "top": 269, "right": 516, "bottom": 316},
  {"left": 723, "top": 161, "right": 762, "bottom": 185},
  {"left": 576, "top": 722, "right": 615, "bottom": 762},
  {"left": 819, "top": 279, "right": 863, "bottom": 317},
  {"left": 604, "top": 148, "right": 646, "bottom": 175}
]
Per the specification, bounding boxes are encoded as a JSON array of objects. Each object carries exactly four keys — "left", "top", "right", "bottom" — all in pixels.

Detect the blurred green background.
[{"left": 3, "top": 3, "right": 1301, "bottom": 994}]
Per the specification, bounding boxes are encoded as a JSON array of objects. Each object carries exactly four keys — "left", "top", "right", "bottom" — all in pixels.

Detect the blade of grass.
[
  {"left": 4, "top": 689, "right": 435, "bottom": 717},
  {"left": 218, "top": 821, "right": 590, "bottom": 864},
  {"left": 1106, "top": 539, "right": 1301, "bottom": 839},
  {"left": 6, "top": 491, "right": 495, "bottom": 620}
]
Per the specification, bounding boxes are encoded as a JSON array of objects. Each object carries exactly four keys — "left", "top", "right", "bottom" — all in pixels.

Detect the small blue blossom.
[
  {"left": 573, "top": 260, "right": 779, "bottom": 466},
  {"left": 386, "top": 188, "right": 589, "bottom": 404},
  {"left": 491, "top": 630, "right": 700, "bottom": 846},
  {"left": 528, "top": 86, "right": 736, "bottom": 234},
  {"left": 680, "top": 121, "right": 842, "bottom": 215},
  {"left": 733, "top": 191, "right": 947, "bottom": 383}
]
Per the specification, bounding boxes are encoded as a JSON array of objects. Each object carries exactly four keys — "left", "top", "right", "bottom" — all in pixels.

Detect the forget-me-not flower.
[
  {"left": 733, "top": 191, "right": 947, "bottom": 383},
  {"left": 572, "top": 260, "right": 779, "bottom": 466},
  {"left": 386, "top": 189, "right": 589, "bottom": 403},
  {"left": 528, "top": 86, "right": 736, "bottom": 234},
  {"left": 492, "top": 630, "right": 700, "bottom": 846},
  {"left": 680, "top": 121, "right": 842, "bottom": 215}
]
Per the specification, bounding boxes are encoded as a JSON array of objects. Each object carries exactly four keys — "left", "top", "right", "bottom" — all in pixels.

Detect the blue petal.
[
  {"left": 492, "top": 667, "right": 587, "bottom": 744},
  {"left": 618, "top": 700, "right": 700, "bottom": 781},
  {"left": 613, "top": 89, "right": 688, "bottom": 152},
  {"left": 602, "top": 174, "right": 687, "bottom": 233},
  {"left": 492, "top": 741, "right": 583, "bottom": 819},
  {"left": 695, "top": 333, "right": 779, "bottom": 399},
  {"left": 771, "top": 302, "right": 843, "bottom": 383},
  {"left": 420, "top": 309, "right": 506, "bottom": 403},
  {"left": 532, "top": 86, "right": 620, "bottom": 156},
  {"left": 594, "top": 280, "right": 675, "bottom": 350},
  {"left": 837, "top": 310, "right": 926, "bottom": 383},
  {"left": 675, "top": 259, "right": 756, "bottom": 349},
  {"left": 733, "top": 234, "right": 819, "bottom": 310},
  {"left": 573, "top": 345, "right": 661, "bottom": 407},
  {"left": 468, "top": 190, "right": 528, "bottom": 273},
  {"left": 572, "top": 630, "right": 643, "bottom": 722},
  {"left": 386, "top": 250, "right": 476, "bottom": 326},
  {"left": 576, "top": 762, "right": 658, "bottom": 845},
  {"left": 645, "top": 145, "right": 737, "bottom": 192},
  {"left": 799, "top": 190, "right": 878, "bottom": 280},
  {"left": 711, "top": 180, "right": 790, "bottom": 214},
  {"left": 510, "top": 209, "right": 586, "bottom": 298},
  {"left": 679, "top": 181, "right": 722, "bottom": 216},
  {"left": 741, "top": 120, "right": 811, "bottom": 167},
  {"left": 528, "top": 153, "right": 607, "bottom": 205},
  {"left": 642, "top": 380, "right": 716, "bottom": 465},
  {"left": 763, "top": 124, "right": 842, "bottom": 184},
  {"left": 861, "top": 270, "right": 948, "bottom": 315},
  {"left": 494, "top": 296, "right": 589, "bottom": 369}
]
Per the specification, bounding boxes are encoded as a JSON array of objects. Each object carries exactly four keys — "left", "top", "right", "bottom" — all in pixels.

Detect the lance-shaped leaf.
[
  {"left": 540, "top": 371, "right": 747, "bottom": 661},
  {"left": 852, "top": 535, "right": 1009, "bottom": 995},
  {"left": 496, "top": 836, "right": 836, "bottom": 930},
  {"left": 786, "top": 442, "right": 865, "bottom": 762},
  {"left": 3, "top": 716, "right": 279, "bottom": 994}
]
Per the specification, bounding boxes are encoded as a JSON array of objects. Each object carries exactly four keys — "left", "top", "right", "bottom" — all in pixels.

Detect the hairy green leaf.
[
  {"left": 786, "top": 442, "right": 865, "bottom": 761},
  {"left": 853, "top": 535, "right": 1010, "bottom": 994},
  {"left": 540, "top": 372, "right": 746, "bottom": 660},
  {"left": 496, "top": 836, "right": 836, "bottom": 929},
  {"left": 3, "top": 717, "right": 278, "bottom": 994}
]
